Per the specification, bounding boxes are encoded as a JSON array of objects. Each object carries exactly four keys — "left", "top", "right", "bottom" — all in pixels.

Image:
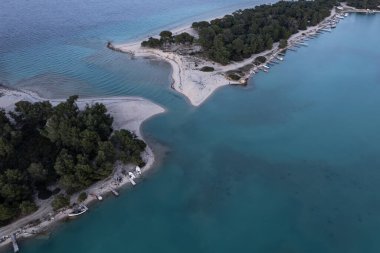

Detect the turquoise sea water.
[{"left": 1, "top": 0, "right": 380, "bottom": 252}]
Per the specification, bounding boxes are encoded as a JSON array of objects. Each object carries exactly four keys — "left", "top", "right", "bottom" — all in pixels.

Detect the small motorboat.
[
  {"left": 135, "top": 166, "right": 142, "bottom": 175},
  {"left": 68, "top": 205, "right": 88, "bottom": 217},
  {"left": 129, "top": 172, "right": 136, "bottom": 180}
]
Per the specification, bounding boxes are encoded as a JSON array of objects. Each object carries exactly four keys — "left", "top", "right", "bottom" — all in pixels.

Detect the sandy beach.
[
  {"left": 0, "top": 86, "right": 165, "bottom": 248},
  {"left": 110, "top": 6, "right": 373, "bottom": 107}
]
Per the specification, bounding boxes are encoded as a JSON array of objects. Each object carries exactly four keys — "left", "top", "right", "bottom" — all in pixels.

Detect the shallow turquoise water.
[
  {"left": 1, "top": 1, "right": 380, "bottom": 252},
  {"left": 0, "top": 0, "right": 271, "bottom": 103}
]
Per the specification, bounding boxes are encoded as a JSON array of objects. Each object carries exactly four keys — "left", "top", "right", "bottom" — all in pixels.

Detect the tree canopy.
[
  {"left": 0, "top": 96, "right": 147, "bottom": 225},
  {"left": 142, "top": 31, "right": 195, "bottom": 48},
  {"left": 191, "top": 0, "right": 335, "bottom": 64},
  {"left": 345, "top": 0, "right": 380, "bottom": 9},
  {"left": 141, "top": 0, "right": 378, "bottom": 65}
]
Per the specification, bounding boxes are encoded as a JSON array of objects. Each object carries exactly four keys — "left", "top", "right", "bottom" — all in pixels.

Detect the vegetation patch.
[
  {"left": 141, "top": 31, "right": 195, "bottom": 48},
  {"left": 199, "top": 66, "right": 215, "bottom": 72},
  {"left": 141, "top": 0, "right": 380, "bottom": 65},
  {"left": 238, "top": 64, "right": 254, "bottom": 73},
  {"left": 254, "top": 56, "right": 267, "bottom": 65},
  {"left": 228, "top": 73, "right": 241, "bottom": 81},
  {"left": 345, "top": 0, "right": 380, "bottom": 9},
  {"left": 52, "top": 194, "right": 70, "bottom": 211},
  {"left": 0, "top": 96, "right": 147, "bottom": 225},
  {"left": 78, "top": 192, "right": 87, "bottom": 203},
  {"left": 279, "top": 39, "right": 288, "bottom": 49}
]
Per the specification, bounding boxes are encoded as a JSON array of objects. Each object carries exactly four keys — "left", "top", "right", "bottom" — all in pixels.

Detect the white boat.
[
  {"left": 344, "top": 13, "right": 349, "bottom": 17},
  {"left": 263, "top": 65, "right": 270, "bottom": 69},
  {"left": 90, "top": 193, "right": 103, "bottom": 200},
  {"left": 128, "top": 172, "right": 136, "bottom": 180},
  {"left": 68, "top": 205, "right": 88, "bottom": 217},
  {"left": 135, "top": 166, "right": 142, "bottom": 175}
]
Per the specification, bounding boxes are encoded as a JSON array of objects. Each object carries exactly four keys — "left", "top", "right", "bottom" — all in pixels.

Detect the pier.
[
  {"left": 11, "top": 234, "right": 19, "bottom": 253},
  {"left": 110, "top": 188, "right": 119, "bottom": 196},
  {"left": 128, "top": 176, "right": 136, "bottom": 186}
]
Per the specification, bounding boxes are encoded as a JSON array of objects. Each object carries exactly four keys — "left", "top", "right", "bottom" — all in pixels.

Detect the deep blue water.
[{"left": 1, "top": 1, "right": 380, "bottom": 252}]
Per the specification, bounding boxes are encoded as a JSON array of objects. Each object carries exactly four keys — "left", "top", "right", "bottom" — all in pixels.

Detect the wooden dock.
[
  {"left": 11, "top": 234, "right": 19, "bottom": 253},
  {"left": 128, "top": 176, "right": 136, "bottom": 186}
]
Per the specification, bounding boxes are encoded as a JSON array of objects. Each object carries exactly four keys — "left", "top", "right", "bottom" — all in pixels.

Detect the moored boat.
[{"left": 68, "top": 205, "right": 88, "bottom": 217}]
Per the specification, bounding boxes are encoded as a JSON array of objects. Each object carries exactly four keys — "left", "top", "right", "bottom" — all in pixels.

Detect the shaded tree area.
[
  {"left": 142, "top": 0, "right": 378, "bottom": 65},
  {"left": 0, "top": 96, "right": 146, "bottom": 225},
  {"left": 344, "top": 0, "right": 380, "bottom": 9},
  {"left": 191, "top": 0, "right": 335, "bottom": 64},
  {"left": 141, "top": 30, "right": 194, "bottom": 48}
]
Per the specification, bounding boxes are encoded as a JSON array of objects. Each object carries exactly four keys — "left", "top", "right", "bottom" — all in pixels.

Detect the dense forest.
[
  {"left": 345, "top": 0, "right": 380, "bottom": 9},
  {"left": 141, "top": 30, "right": 194, "bottom": 48},
  {"left": 0, "top": 96, "right": 146, "bottom": 225},
  {"left": 141, "top": 0, "right": 379, "bottom": 65}
]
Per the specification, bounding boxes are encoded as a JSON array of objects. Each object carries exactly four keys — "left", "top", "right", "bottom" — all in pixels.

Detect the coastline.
[
  {"left": 0, "top": 86, "right": 165, "bottom": 249},
  {"left": 110, "top": 5, "right": 378, "bottom": 107},
  {"left": 1, "top": 2, "right": 379, "bottom": 251}
]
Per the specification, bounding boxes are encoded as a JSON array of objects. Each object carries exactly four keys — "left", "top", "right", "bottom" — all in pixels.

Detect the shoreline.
[
  {"left": 119, "top": 1, "right": 278, "bottom": 46},
  {"left": 109, "top": 5, "right": 379, "bottom": 107},
  {"left": 0, "top": 86, "right": 165, "bottom": 250}
]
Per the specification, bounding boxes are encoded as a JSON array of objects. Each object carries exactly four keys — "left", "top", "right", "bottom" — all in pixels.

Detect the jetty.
[
  {"left": 110, "top": 188, "right": 119, "bottom": 196},
  {"left": 107, "top": 41, "right": 126, "bottom": 54},
  {"left": 11, "top": 234, "right": 19, "bottom": 253},
  {"left": 128, "top": 176, "right": 136, "bottom": 186}
]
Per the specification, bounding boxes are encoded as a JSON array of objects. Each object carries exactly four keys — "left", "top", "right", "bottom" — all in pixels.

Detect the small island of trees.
[{"left": 0, "top": 96, "right": 146, "bottom": 225}]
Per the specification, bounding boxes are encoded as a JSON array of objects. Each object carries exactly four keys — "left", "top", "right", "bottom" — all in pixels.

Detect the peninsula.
[
  {"left": 110, "top": 0, "right": 380, "bottom": 106},
  {"left": 0, "top": 86, "right": 164, "bottom": 249}
]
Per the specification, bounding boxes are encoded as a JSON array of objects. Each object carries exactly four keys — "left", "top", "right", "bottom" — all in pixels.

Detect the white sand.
[
  {"left": 0, "top": 87, "right": 165, "bottom": 244},
  {"left": 115, "top": 40, "right": 232, "bottom": 106}
]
